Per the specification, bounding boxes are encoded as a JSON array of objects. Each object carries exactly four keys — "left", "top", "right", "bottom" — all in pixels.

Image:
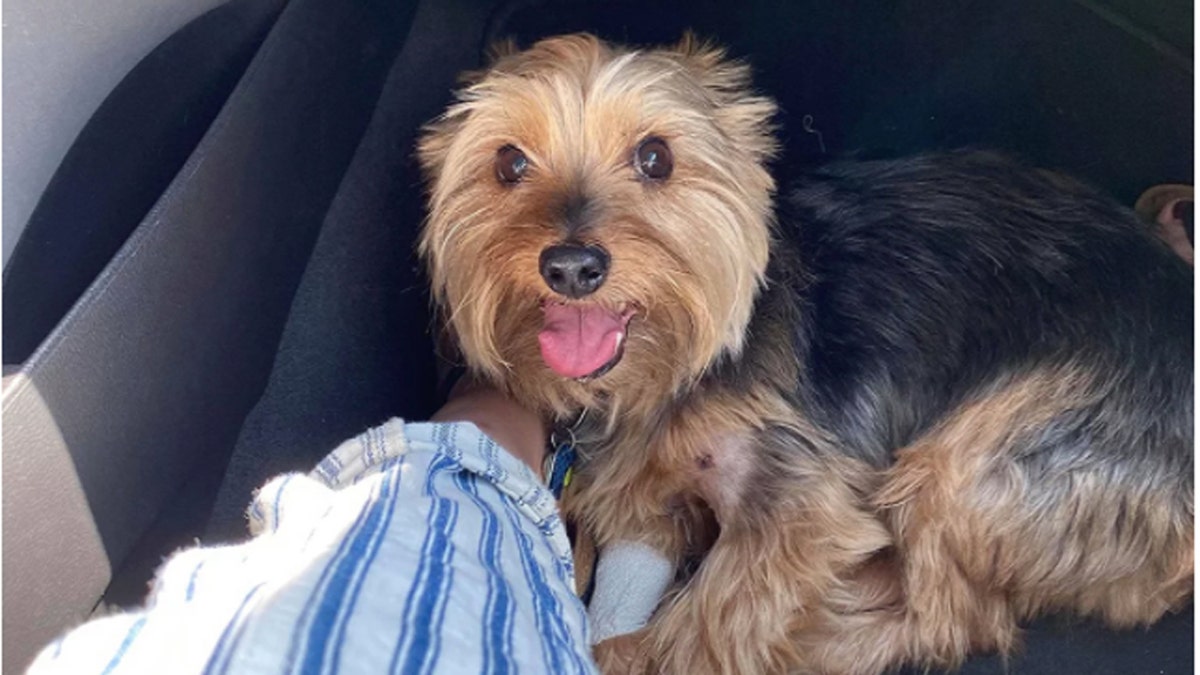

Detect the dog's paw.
[{"left": 592, "top": 630, "right": 653, "bottom": 674}]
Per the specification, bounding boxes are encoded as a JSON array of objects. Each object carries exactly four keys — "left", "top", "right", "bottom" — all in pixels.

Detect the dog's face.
[{"left": 419, "top": 34, "right": 777, "bottom": 416}]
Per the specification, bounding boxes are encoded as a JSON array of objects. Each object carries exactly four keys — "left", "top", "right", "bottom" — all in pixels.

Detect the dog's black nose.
[{"left": 539, "top": 244, "right": 610, "bottom": 298}]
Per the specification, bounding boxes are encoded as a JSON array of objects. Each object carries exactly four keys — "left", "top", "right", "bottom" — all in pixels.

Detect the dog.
[{"left": 417, "top": 33, "right": 1193, "bottom": 674}]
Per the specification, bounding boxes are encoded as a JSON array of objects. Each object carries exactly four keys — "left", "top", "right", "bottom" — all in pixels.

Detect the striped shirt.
[{"left": 28, "top": 420, "right": 598, "bottom": 674}]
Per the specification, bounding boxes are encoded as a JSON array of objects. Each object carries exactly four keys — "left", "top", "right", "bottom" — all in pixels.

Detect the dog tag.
[{"left": 544, "top": 439, "right": 576, "bottom": 499}]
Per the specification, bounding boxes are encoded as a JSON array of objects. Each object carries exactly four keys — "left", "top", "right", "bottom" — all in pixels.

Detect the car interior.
[{"left": 2, "top": 0, "right": 1192, "bottom": 671}]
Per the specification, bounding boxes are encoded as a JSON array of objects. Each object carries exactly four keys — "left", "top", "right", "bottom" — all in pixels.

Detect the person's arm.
[
  {"left": 431, "top": 378, "right": 548, "bottom": 478},
  {"left": 28, "top": 383, "right": 595, "bottom": 675}
]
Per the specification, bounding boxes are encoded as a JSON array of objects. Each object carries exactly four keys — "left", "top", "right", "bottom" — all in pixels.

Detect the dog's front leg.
[
  {"left": 629, "top": 435, "right": 889, "bottom": 674},
  {"left": 566, "top": 446, "right": 711, "bottom": 672},
  {"left": 583, "top": 517, "right": 691, "bottom": 673}
]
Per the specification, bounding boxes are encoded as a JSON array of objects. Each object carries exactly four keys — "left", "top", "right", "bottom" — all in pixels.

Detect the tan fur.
[
  {"left": 571, "top": 520, "right": 599, "bottom": 597},
  {"left": 418, "top": 33, "right": 1193, "bottom": 674},
  {"left": 800, "top": 369, "right": 1194, "bottom": 674},
  {"left": 418, "top": 33, "right": 777, "bottom": 420},
  {"left": 564, "top": 383, "right": 890, "bottom": 674},
  {"left": 564, "top": 386, "right": 798, "bottom": 562}
]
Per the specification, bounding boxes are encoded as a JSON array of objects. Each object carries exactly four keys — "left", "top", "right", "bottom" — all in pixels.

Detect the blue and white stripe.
[{"left": 27, "top": 419, "right": 596, "bottom": 675}]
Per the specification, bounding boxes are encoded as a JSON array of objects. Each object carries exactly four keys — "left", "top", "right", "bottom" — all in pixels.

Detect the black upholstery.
[
  {"left": 497, "top": 0, "right": 1192, "bottom": 200},
  {"left": 201, "top": 0, "right": 493, "bottom": 544}
]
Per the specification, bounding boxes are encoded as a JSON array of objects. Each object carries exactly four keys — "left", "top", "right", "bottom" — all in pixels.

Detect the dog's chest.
[{"left": 577, "top": 421, "right": 759, "bottom": 524}]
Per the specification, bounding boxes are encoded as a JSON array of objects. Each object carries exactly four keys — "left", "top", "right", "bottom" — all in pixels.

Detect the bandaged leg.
[{"left": 587, "top": 540, "right": 674, "bottom": 644}]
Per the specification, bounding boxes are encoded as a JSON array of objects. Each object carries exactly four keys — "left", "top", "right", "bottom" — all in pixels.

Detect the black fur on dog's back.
[{"left": 747, "top": 151, "right": 1193, "bottom": 471}]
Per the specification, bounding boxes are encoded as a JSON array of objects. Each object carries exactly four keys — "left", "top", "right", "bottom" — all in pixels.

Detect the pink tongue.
[{"left": 538, "top": 304, "right": 626, "bottom": 378}]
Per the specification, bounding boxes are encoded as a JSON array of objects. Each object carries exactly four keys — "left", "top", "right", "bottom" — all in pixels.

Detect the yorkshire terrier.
[{"left": 417, "top": 34, "right": 1193, "bottom": 674}]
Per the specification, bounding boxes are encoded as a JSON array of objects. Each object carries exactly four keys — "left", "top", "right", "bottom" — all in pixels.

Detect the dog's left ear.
[{"left": 671, "top": 32, "right": 778, "bottom": 162}]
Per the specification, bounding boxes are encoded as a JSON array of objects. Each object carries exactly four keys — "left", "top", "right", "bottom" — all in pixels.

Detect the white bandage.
[{"left": 587, "top": 540, "right": 674, "bottom": 644}]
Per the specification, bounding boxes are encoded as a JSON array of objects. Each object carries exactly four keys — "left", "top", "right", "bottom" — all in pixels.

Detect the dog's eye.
[
  {"left": 634, "top": 138, "right": 673, "bottom": 181},
  {"left": 496, "top": 145, "right": 529, "bottom": 184}
]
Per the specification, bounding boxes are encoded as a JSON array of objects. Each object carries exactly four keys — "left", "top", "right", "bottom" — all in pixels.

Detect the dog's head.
[{"left": 419, "top": 34, "right": 777, "bottom": 415}]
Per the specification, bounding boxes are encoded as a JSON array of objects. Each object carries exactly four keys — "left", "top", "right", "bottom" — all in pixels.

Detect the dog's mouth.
[{"left": 538, "top": 301, "right": 636, "bottom": 380}]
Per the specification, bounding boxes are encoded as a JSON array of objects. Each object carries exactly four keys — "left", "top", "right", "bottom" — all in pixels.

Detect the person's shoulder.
[{"left": 311, "top": 417, "right": 410, "bottom": 487}]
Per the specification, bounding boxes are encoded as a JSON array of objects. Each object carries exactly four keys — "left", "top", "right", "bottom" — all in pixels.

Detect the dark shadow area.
[
  {"left": 959, "top": 605, "right": 1194, "bottom": 674},
  {"left": 499, "top": 0, "right": 1192, "bottom": 201}
]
